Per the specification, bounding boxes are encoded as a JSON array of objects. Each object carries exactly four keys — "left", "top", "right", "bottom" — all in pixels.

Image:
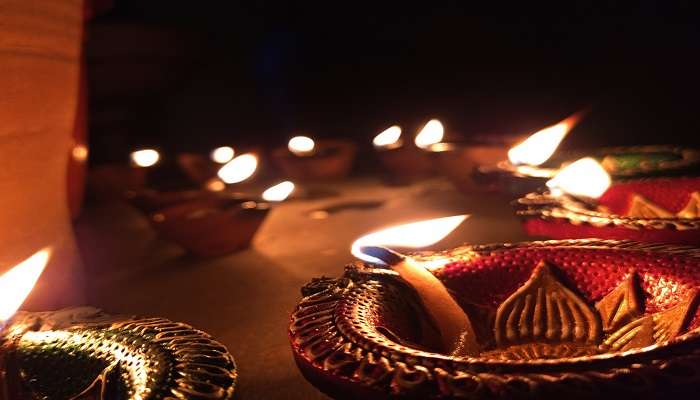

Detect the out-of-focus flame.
[
  {"left": 507, "top": 111, "right": 584, "bottom": 166},
  {"left": 205, "top": 178, "right": 226, "bottom": 192},
  {"left": 546, "top": 157, "right": 611, "bottom": 199},
  {"left": 210, "top": 146, "right": 235, "bottom": 164},
  {"left": 373, "top": 126, "right": 402, "bottom": 148},
  {"left": 288, "top": 136, "right": 316, "bottom": 156},
  {"left": 0, "top": 248, "right": 51, "bottom": 324},
  {"left": 217, "top": 153, "right": 258, "bottom": 184},
  {"left": 414, "top": 119, "right": 444, "bottom": 149},
  {"left": 262, "top": 181, "right": 295, "bottom": 202},
  {"left": 131, "top": 149, "right": 160, "bottom": 168},
  {"left": 351, "top": 215, "right": 468, "bottom": 265},
  {"left": 71, "top": 144, "right": 88, "bottom": 162}
]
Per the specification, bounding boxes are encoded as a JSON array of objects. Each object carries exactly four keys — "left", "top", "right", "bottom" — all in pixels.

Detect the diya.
[
  {"left": 271, "top": 136, "right": 357, "bottom": 181},
  {"left": 88, "top": 148, "right": 161, "bottom": 200},
  {"left": 515, "top": 160, "right": 700, "bottom": 245},
  {"left": 290, "top": 238, "right": 700, "bottom": 399},
  {"left": 372, "top": 121, "right": 443, "bottom": 181},
  {"left": 1, "top": 307, "right": 237, "bottom": 399}
]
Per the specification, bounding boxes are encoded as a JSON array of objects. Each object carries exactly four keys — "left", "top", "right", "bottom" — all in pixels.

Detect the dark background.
[{"left": 86, "top": 1, "right": 700, "bottom": 164}]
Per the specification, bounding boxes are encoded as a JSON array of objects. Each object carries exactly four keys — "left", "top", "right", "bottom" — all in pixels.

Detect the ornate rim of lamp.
[
  {"left": 515, "top": 175, "right": 700, "bottom": 245},
  {"left": 290, "top": 239, "right": 700, "bottom": 399}
]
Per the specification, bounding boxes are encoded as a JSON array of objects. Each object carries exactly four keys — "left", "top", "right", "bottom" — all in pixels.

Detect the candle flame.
[
  {"left": 217, "top": 153, "right": 258, "bottom": 184},
  {"left": 210, "top": 146, "right": 235, "bottom": 164},
  {"left": 288, "top": 136, "right": 315, "bottom": 156},
  {"left": 262, "top": 181, "right": 295, "bottom": 202},
  {"left": 507, "top": 111, "right": 584, "bottom": 166},
  {"left": 0, "top": 248, "right": 51, "bottom": 323},
  {"left": 373, "top": 126, "right": 402, "bottom": 148},
  {"left": 546, "top": 157, "right": 611, "bottom": 199},
  {"left": 414, "top": 119, "right": 444, "bottom": 149},
  {"left": 351, "top": 215, "right": 468, "bottom": 265},
  {"left": 131, "top": 149, "right": 160, "bottom": 167}
]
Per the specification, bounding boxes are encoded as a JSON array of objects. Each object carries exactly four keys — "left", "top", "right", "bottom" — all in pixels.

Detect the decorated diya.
[
  {"left": 515, "top": 159, "right": 700, "bottom": 245},
  {"left": 1, "top": 307, "right": 237, "bottom": 399},
  {"left": 290, "top": 238, "right": 700, "bottom": 399},
  {"left": 271, "top": 136, "right": 356, "bottom": 181},
  {"left": 372, "top": 121, "right": 443, "bottom": 181}
]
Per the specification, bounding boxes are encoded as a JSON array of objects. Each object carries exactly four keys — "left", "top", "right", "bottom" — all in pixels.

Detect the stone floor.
[{"left": 74, "top": 177, "right": 532, "bottom": 399}]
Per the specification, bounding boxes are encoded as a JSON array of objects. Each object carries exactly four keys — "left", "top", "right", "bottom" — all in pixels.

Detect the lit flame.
[
  {"left": 288, "top": 136, "right": 315, "bottom": 156},
  {"left": 0, "top": 248, "right": 51, "bottom": 324},
  {"left": 217, "top": 153, "right": 258, "bottom": 184},
  {"left": 546, "top": 157, "right": 611, "bottom": 199},
  {"left": 262, "top": 181, "right": 295, "bottom": 202},
  {"left": 414, "top": 119, "right": 444, "bottom": 149},
  {"left": 71, "top": 144, "right": 88, "bottom": 162},
  {"left": 130, "top": 149, "right": 160, "bottom": 167},
  {"left": 210, "top": 146, "right": 235, "bottom": 164},
  {"left": 351, "top": 215, "right": 468, "bottom": 265},
  {"left": 373, "top": 126, "right": 402, "bottom": 148},
  {"left": 507, "top": 111, "right": 584, "bottom": 166}
]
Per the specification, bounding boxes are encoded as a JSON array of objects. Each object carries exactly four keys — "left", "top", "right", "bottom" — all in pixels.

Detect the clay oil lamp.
[
  {"left": 88, "top": 147, "right": 162, "bottom": 200},
  {"left": 0, "top": 249, "right": 237, "bottom": 399},
  {"left": 474, "top": 111, "right": 585, "bottom": 196},
  {"left": 425, "top": 132, "right": 526, "bottom": 194},
  {"left": 373, "top": 120, "right": 443, "bottom": 182},
  {"left": 290, "top": 215, "right": 700, "bottom": 399},
  {"left": 149, "top": 177, "right": 295, "bottom": 257},
  {"left": 515, "top": 157, "right": 700, "bottom": 244},
  {"left": 176, "top": 146, "right": 238, "bottom": 186},
  {"left": 271, "top": 135, "right": 357, "bottom": 182}
]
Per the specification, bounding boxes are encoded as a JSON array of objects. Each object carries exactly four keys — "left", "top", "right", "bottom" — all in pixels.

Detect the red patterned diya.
[
  {"left": 272, "top": 138, "right": 357, "bottom": 181},
  {"left": 149, "top": 194, "right": 269, "bottom": 257},
  {"left": 290, "top": 240, "right": 700, "bottom": 399},
  {"left": 516, "top": 177, "right": 700, "bottom": 245}
]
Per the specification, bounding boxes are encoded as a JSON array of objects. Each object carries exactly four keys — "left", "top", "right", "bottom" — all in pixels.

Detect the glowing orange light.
[
  {"left": 373, "top": 126, "right": 402, "bottom": 148},
  {"left": 262, "top": 181, "right": 295, "bottom": 202},
  {"left": 71, "top": 145, "right": 88, "bottom": 162},
  {"left": 351, "top": 215, "right": 468, "bottom": 265},
  {"left": 546, "top": 157, "right": 611, "bottom": 199},
  {"left": 205, "top": 178, "right": 226, "bottom": 192},
  {"left": 130, "top": 149, "right": 160, "bottom": 167},
  {"left": 210, "top": 146, "right": 235, "bottom": 164},
  {"left": 0, "top": 248, "right": 51, "bottom": 324},
  {"left": 288, "top": 136, "right": 315, "bottom": 156},
  {"left": 217, "top": 153, "right": 258, "bottom": 184},
  {"left": 414, "top": 119, "right": 444, "bottom": 149},
  {"left": 507, "top": 111, "right": 585, "bottom": 166}
]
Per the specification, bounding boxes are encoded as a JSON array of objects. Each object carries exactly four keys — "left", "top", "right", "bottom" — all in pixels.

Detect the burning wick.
[
  {"left": 373, "top": 126, "right": 403, "bottom": 150},
  {"left": 130, "top": 149, "right": 160, "bottom": 168},
  {"left": 414, "top": 119, "right": 444, "bottom": 149},
  {"left": 262, "top": 181, "right": 295, "bottom": 202},
  {"left": 288, "top": 136, "right": 316, "bottom": 157},
  {"left": 351, "top": 216, "right": 479, "bottom": 356},
  {"left": 507, "top": 110, "right": 586, "bottom": 167},
  {"left": 210, "top": 146, "right": 235, "bottom": 164},
  {"left": 217, "top": 153, "right": 258, "bottom": 184},
  {"left": 546, "top": 157, "right": 611, "bottom": 199},
  {"left": 0, "top": 248, "right": 51, "bottom": 327}
]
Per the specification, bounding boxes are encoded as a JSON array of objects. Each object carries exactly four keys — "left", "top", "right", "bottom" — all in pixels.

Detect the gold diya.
[
  {"left": 271, "top": 136, "right": 357, "bottom": 181},
  {"left": 290, "top": 221, "right": 700, "bottom": 398},
  {"left": 516, "top": 160, "right": 700, "bottom": 245}
]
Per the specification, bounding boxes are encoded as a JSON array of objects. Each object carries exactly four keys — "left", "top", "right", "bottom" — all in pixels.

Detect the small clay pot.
[
  {"left": 88, "top": 164, "right": 148, "bottom": 200},
  {"left": 271, "top": 139, "right": 356, "bottom": 181},
  {"left": 375, "top": 144, "right": 433, "bottom": 180},
  {"left": 150, "top": 196, "right": 269, "bottom": 257}
]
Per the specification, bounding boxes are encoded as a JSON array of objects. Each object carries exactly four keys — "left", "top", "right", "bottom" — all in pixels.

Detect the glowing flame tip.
[
  {"left": 546, "top": 157, "right": 611, "bottom": 199},
  {"left": 262, "top": 181, "right": 295, "bottom": 202},
  {"left": 217, "top": 153, "right": 258, "bottom": 184},
  {"left": 414, "top": 119, "right": 444, "bottom": 149},
  {"left": 0, "top": 248, "right": 51, "bottom": 323}
]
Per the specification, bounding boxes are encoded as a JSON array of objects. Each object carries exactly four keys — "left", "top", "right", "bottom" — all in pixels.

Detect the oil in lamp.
[
  {"left": 290, "top": 215, "right": 700, "bottom": 399},
  {"left": 373, "top": 121, "right": 442, "bottom": 181},
  {"left": 88, "top": 148, "right": 162, "bottom": 200},
  {"left": 272, "top": 135, "right": 357, "bottom": 181},
  {"left": 0, "top": 248, "right": 237, "bottom": 399},
  {"left": 516, "top": 157, "right": 700, "bottom": 244}
]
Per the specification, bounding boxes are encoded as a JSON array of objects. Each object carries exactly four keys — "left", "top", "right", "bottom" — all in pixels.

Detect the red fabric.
[{"left": 598, "top": 177, "right": 700, "bottom": 215}]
